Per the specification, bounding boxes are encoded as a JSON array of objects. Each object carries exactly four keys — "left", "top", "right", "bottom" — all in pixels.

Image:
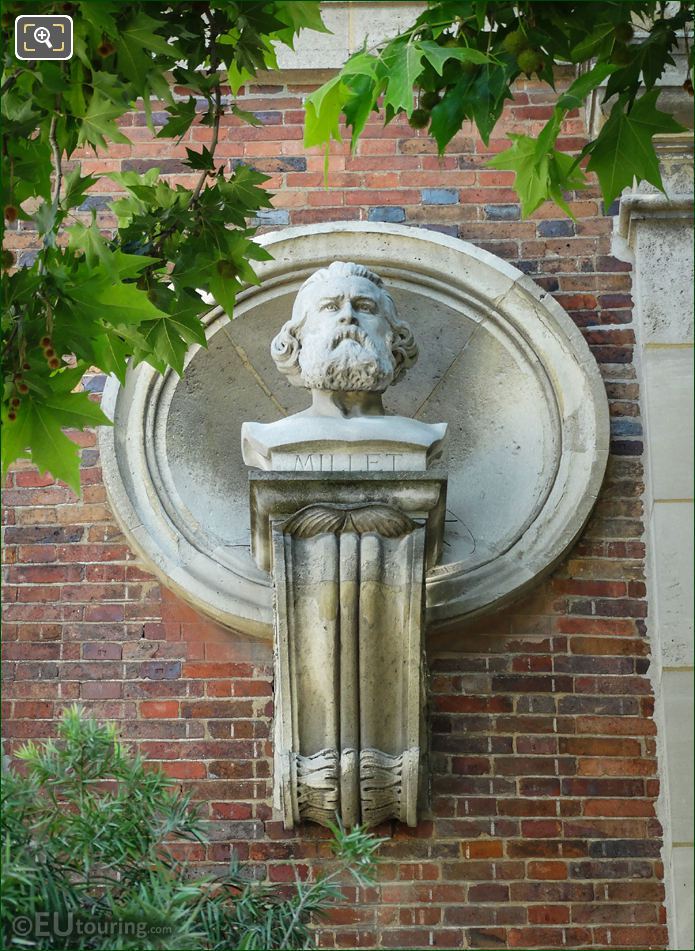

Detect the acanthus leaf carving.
[{"left": 283, "top": 503, "right": 417, "bottom": 539}]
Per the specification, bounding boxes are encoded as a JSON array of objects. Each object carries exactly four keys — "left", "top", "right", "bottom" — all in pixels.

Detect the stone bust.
[{"left": 241, "top": 261, "right": 447, "bottom": 472}]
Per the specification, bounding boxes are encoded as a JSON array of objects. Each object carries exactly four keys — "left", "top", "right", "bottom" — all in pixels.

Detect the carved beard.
[{"left": 298, "top": 327, "right": 396, "bottom": 391}]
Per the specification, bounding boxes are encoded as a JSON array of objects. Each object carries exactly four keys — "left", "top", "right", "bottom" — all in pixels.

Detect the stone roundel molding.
[{"left": 99, "top": 222, "right": 609, "bottom": 637}]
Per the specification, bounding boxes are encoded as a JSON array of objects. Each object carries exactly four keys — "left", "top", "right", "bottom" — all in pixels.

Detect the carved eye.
[
  {"left": 356, "top": 300, "right": 375, "bottom": 313},
  {"left": 322, "top": 301, "right": 339, "bottom": 312}
]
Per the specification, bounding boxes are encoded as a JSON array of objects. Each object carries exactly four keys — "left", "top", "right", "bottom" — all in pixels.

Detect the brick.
[
  {"left": 422, "top": 188, "right": 458, "bottom": 204},
  {"left": 485, "top": 204, "right": 521, "bottom": 220},
  {"left": 538, "top": 219, "right": 575, "bottom": 237},
  {"left": 367, "top": 206, "right": 406, "bottom": 223},
  {"left": 141, "top": 700, "right": 179, "bottom": 718}
]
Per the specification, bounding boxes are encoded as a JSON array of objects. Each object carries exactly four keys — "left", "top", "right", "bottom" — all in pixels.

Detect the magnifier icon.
[{"left": 34, "top": 26, "right": 53, "bottom": 49}]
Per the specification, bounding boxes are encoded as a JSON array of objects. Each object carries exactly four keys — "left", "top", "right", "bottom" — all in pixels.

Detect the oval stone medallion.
[{"left": 100, "top": 222, "right": 609, "bottom": 636}]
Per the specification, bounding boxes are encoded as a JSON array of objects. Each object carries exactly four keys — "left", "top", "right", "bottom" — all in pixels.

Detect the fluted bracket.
[{"left": 250, "top": 473, "right": 446, "bottom": 829}]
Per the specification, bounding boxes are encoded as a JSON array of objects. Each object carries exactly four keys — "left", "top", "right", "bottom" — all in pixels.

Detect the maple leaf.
[{"left": 586, "top": 90, "right": 686, "bottom": 205}]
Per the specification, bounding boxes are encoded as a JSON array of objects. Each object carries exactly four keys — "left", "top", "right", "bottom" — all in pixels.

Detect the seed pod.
[
  {"left": 614, "top": 22, "right": 634, "bottom": 43},
  {"left": 4, "top": 205, "right": 18, "bottom": 223},
  {"left": 22, "top": 362, "right": 31, "bottom": 371},
  {"left": 10, "top": 397, "right": 20, "bottom": 408},
  {"left": 517, "top": 49, "right": 544, "bottom": 76},
  {"left": 7, "top": 411, "right": 17, "bottom": 422},
  {"left": 17, "top": 382, "right": 29, "bottom": 395},
  {"left": 408, "top": 108, "right": 430, "bottom": 130},
  {"left": 420, "top": 91, "right": 440, "bottom": 111},
  {"left": 48, "top": 357, "right": 61, "bottom": 369},
  {"left": 503, "top": 29, "right": 529, "bottom": 56},
  {"left": 44, "top": 348, "right": 56, "bottom": 359},
  {"left": 40, "top": 336, "right": 52, "bottom": 348}
]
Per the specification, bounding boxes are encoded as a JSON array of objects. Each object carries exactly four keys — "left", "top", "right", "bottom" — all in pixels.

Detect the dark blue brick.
[
  {"left": 538, "top": 219, "right": 575, "bottom": 237},
  {"left": 484, "top": 204, "right": 520, "bottom": 221},
  {"left": 255, "top": 209, "right": 289, "bottom": 225},
  {"left": 134, "top": 111, "right": 170, "bottom": 127},
  {"left": 79, "top": 195, "right": 112, "bottom": 211},
  {"left": 610, "top": 418, "right": 643, "bottom": 437},
  {"left": 421, "top": 188, "right": 458, "bottom": 205},
  {"left": 251, "top": 111, "right": 282, "bottom": 125},
  {"left": 610, "top": 439, "right": 643, "bottom": 456},
  {"left": 368, "top": 206, "right": 406, "bottom": 223},
  {"left": 515, "top": 260, "right": 539, "bottom": 274},
  {"left": 83, "top": 374, "right": 107, "bottom": 394},
  {"left": 18, "top": 250, "right": 38, "bottom": 268},
  {"left": 232, "top": 157, "right": 307, "bottom": 172},
  {"left": 602, "top": 199, "right": 620, "bottom": 216}
]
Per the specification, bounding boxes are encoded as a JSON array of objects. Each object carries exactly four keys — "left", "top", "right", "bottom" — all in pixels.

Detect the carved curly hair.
[{"left": 270, "top": 261, "right": 418, "bottom": 387}]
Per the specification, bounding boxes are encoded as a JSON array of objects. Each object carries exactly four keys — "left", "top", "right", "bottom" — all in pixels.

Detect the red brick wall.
[{"left": 2, "top": 72, "right": 668, "bottom": 950}]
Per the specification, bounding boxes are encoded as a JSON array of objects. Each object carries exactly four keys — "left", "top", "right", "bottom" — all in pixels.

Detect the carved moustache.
[{"left": 331, "top": 327, "right": 368, "bottom": 349}]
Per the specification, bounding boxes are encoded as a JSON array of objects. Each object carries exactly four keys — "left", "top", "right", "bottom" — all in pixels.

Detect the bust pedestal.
[{"left": 249, "top": 469, "right": 447, "bottom": 829}]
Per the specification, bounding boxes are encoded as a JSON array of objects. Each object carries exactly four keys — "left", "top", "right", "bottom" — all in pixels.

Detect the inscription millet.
[{"left": 289, "top": 451, "right": 405, "bottom": 473}]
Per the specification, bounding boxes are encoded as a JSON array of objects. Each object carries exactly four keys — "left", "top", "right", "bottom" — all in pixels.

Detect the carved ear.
[
  {"left": 390, "top": 325, "right": 419, "bottom": 383},
  {"left": 271, "top": 325, "right": 303, "bottom": 383}
]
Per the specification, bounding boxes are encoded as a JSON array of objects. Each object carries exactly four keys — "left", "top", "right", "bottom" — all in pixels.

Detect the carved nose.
[{"left": 338, "top": 308, "right": 357, "bottom": 324}]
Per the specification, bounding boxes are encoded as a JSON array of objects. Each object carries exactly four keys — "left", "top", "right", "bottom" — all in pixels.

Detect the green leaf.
[
  {"left": 227, "top": 62, "right": 254, "bottom": 97},
  {"left": 29, "top": 404, "right": 85, "bottom": 494},
  {"left": 304, "top": 75, "right": 350, "bottom": 148},
  {"left": 418, "top": 39, "right": 492, "bottom": 75},
  {"left": 382, "top": 43, "right": 425, "bottom": 116},
  {"left": 343, "top": 73, "right": 382, "bottom": 150},
  {"left": 470, "top": 63, "right": 514, "bottom": 145},
  {"left": 68, "top": 221, "right": 160, "bottom": 280},
  {"left": 77, "top": 91, "right": 131, "bottom": 151},
  {"left": 80, "top": 2, "right": 118, "bottom": 37},
  {"left": 231, "top": 105, "right": 263, "bottom": 127},
  {"left": 217, "top": 165, "right": 273, "bottom": 213},
  {"left": 555, "top": 63, "right": 617, "bottom": 112},
  {"left": 91, "top": 334, "right": 131, "bottom": 385},
  {"left": 67, "top": 276, "right": 168, "bottom": 326},
  {"left": 41, "top": 391, "right": 111, "bottom": 431},
  {"left": 274, "top": 1, "right": 330, "bottom": 44},
  {"left": 61, "top": 169, "right": 100, "bottom": 210},
  {"left": 586, "top": 90, "right": 686, "bottom": 205},
  {"left": 156, "top": 98, "right": 197, "bottom": 140},
  {"left": 184, "top": 146, "right": 215, "bottom": 171},
  {"left": 487, "top": 134, "right": 587, "bottom": 218},
  {"left": 2, "top": 392, "right": 109, "bottom": 494},
  {"left": 134, "top": 288, "right": 207, "bottom": 376},
  {"left": 120, "top": 10, "right": 183, "bottom": 59},
  {"left": 208, "top": 269, "right": 240, "bottom": 318},
  {"left": 430, "top": 75, "right": 475, "bottom": 153},
  {"left": 570, "top": 22, "right": 615, "bottom": 62},
  {"left": 487, "top": 134, "right": 548, "bottom": 216}
]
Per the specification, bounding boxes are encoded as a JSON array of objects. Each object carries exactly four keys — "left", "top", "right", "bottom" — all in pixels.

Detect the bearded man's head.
[{"left": 270, "top": 262, "right": 418, "bottom": 392}]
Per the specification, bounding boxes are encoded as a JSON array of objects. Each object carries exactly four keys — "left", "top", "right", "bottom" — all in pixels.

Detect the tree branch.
[
  {"left": 49, "top": 113, "right": 63, "bottom": 208},
  {"left": 0, "top": 64, "right": 35, "bottom": 96},
  {"left": 191, "top": 79, "right": 222, "bottom": 202}
]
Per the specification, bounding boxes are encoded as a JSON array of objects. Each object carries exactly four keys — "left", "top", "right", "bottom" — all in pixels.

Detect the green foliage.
[
  {"left": 1, "top": 1, "right": 327, "bottom": 492},
  {"left": 305, "top": 1, "right": 692, "bottom": 214},
  {"left": 2, "top": 705, "right": 384, "bottom": 951}
]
